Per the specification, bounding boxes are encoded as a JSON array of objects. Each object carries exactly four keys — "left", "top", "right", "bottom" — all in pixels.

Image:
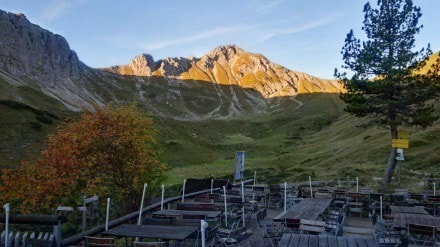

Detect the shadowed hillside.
[
  {"left": 0, "top": 9, "right": 439, "bottom": 189},
  {"left": 155, "top": 93, "right": 440, "bottom": 189}
]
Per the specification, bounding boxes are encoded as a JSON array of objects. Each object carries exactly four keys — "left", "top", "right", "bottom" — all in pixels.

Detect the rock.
[
  {"left": 0, "top": 10, "right": 84, "bottom": 86},
  {"left": 128, "top": 54, "right": 155, "bottom": 76},
  {"left": 108, "top": 44, "right": 344, "bottom": 98}
]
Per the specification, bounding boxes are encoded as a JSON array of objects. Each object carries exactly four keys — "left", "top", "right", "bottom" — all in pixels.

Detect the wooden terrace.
[{"left": 3, "top": 178, "right": 440, "bottom": 246}]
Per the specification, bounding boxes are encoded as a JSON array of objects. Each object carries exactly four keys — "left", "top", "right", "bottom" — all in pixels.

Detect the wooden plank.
[
  {"left": 355, "top": 238, "right": 368, "bottom": 247},
  {"left": 84, "top": 195, "right": 99, "bottom": 204},
  {"left": 152, "top": 209, "right": 221, "bottom": 218},
  {"left": 298, "top": 234, "right": 309, "bottom": 247},
  {"left": 309, "top": 235, "right": 319, "bottom": 247},
  {"left": 390, "top": 206, "right": 428, "bottom": 215},
  {"left": 345, "top": 237, "right": 357, "bottom": 247},
  {"left": 300, "top": 225, "right": 325, "bottom": 234},
  {"left": 279, "top": 233, "right": 291, "bottom": 247},
  {"left": 288, "top": 233, "right": 300, "bottom": 247},
  {"left": 301, "top": 219, "right": 326, "bottom": 227},
  {"left": 318, "top": 235, "right": 328, "bottom": 247},
  {"left": 336, "top": 237, "right": 348, "bottom": 247},
  {"left": 343, "top": 226, "right": 372, "bottom": 235},
  {"left": 326, "top": 236, "right": 338, "bottom": 247},
  {"left": 273, "top": 211, "right": 288, "bottom": 221},
  {"left": 281, "top": 198, "right": 333, "bottom": 221},
  {"left": 0, "top": 214, "right": 63, "bottom": 225},
  {"left": 103, "top": 224, "right": 198, "bottom": 241},
  {"left": 365, "top": 239, "right": 378, "bottom": 247}
]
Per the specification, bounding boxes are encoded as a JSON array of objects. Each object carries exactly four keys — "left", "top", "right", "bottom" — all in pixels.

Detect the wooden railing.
[{"left": 61, "top": 188, "right": 221, "bottom": 246}]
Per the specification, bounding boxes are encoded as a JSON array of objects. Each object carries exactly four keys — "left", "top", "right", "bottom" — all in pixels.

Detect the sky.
[{"left": 0, "top": 0, "right": 439, "bottom": 79}]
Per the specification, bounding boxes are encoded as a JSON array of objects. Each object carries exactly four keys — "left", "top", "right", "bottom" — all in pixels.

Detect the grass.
[
  {"left": 0, "top": 103, "right": 61, "bottom": 167},
  {"left": 152, "top": 93, "right": 440, "bottom": 189},
  {"left": 1, "top": 81, "right": 439, "bottom": 191}
]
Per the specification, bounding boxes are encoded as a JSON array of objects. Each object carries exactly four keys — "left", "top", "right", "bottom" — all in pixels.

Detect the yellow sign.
[
  {"left": 398, "top": 129, "right": 409, "bottom": 139},
  {"left": 392, "top": 139, "right": 409, "bottom": 149}
]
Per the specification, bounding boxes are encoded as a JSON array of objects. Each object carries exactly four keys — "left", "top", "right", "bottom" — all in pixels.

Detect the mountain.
[
  {"left": 2, "top": 9, "right": 439, "bottom": 186},
  {"left": 108, "top": 45, "right": 343, "bottom": 98},
  {"left": 104, "top": 45, "right": 344, "bottom": 120},
  {"left": 0, "top": 10, "right": 344, "bottom": 121}
]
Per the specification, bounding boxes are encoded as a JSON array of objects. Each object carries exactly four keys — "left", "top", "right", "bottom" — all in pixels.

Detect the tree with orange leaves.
[{"left": 0, "top": 103, "right": 166, "bottom": 214}]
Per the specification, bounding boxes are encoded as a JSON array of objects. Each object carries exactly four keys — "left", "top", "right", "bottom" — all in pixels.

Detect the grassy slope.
[
  {"left": 157, "top": 93, "right": 440, "bottom": 190},
  {"left": 0, "top": 78, "right": 74, "bottom": 167},
  {"left": 1, "top": 87, "right": 439, "bottom": 190},
  {"left": 0, "top": 102, "right": 63, "bottom": 167}
]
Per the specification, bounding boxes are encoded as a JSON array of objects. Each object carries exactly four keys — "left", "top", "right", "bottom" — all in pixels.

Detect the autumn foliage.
[{"left": 0, "top": 103, "right": 166, "bottom": 214}]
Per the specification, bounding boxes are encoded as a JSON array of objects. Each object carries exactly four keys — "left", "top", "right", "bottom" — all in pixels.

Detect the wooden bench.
[
  {"left": 85, "top": 236, "right": 115, "bottom": 247},
  {"left": 144, "top": 217, "right": 172, "bottom": 225},
  {"left": 133, "top": 241, "right": 166, "bottom": 247},
  {"left": 407, "top": 223, "right": 437, "bottom": 246},
  {"left": 199, "top": 203, "right": 216, "bottom": 211},
  {"left": 343, "top": 226, "right": 372, "bottom": 235},
  {"left": 177, "top": 203, "right": 200, "bottom": 211},
  {"left": 409, "top": 193, "right": 424, "bottom": 202},
  {"left": 426, "top": 195, "right": 440, "bottom": 202},
  {"left": 347, "top": 192, "right": 366, "bottom": 217},
  {"left": 299, "top": 219, "right": 326, "bottom": 234},
  {"left": 283, "top": 219, "right": 301, "bottom": 232}
]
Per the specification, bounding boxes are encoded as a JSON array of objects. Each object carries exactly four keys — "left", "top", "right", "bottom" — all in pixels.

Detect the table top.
[
  {"left": 102, "top": 224, "right": 198, "bottom": 241},
  {"left": 152, "top": 209, "right": 222, "bottom": 218},
  {"left": 390, "top": 206, "right": 429, "bottom": 215},
  {"left": 393, "top": 213, "right": 440, "bottom": 230},
  {"left": 279, "top": 233, "right": 378, "bottom": 247},
  {"left": 273, "top": 198, "right": 333, "bottom": 221}
]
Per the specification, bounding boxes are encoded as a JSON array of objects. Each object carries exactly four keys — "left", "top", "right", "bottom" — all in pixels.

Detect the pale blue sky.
[{"left": 1, "top": 0, "right": 439, "bottom": 79}]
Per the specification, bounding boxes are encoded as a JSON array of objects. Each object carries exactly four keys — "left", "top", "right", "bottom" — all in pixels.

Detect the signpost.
[
  {"left": 234, "top": 151, "right": 245, "bottom": 180},
  {"left": 392, "top": 129, "right": 409, "bottom": 184}
]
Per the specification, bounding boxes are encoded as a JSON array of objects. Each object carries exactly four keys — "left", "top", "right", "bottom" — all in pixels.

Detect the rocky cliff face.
[
  {"left": 0, "top": 11, "right": 83, "bottom": 84},
  {"left": 0, "top": 10, "right": 110, "bottom": 111},
  {"left": 0, "top": 9, "right": 343, "bottom": 120},
  {"left": 109, "top": 45, "right": 344, "bottom": 99}
]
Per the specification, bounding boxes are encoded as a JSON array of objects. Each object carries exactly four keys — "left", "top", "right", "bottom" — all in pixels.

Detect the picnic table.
[
  {"left": 392, "top": 213, "right": 440, "bottom": 230},
  {"left": 102, "top": 224, "right": 198, "bottom": 241},
  {"left": 152, "top": 209, "right": 221, "bottom": 219},
  {"left": 273, "top": 198, "right": 333, "bottom": 222},
  {"left": 390, "top": 206, "right": 429, "bottom": 215},
  {"left": 279, "top": 233, "right": 378, "bottom": 247}
]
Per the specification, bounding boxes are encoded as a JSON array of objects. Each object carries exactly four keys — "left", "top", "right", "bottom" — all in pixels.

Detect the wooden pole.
[
  {"left": 182, "top": 179, "right": 187, "bottom": 203},
  {"left": 284, "top": 182, "right": 287, "bottom": 212},
  {"left": 380, "top": 196, "right": 383, "bottom": 220},
  {"left": 161, "top": 185, "right": 165, "bottom": 210},
  {"left": 356, "top": 177, "right": 359, "bottom": 192},
  {"left": 223, "top": 186, "right": 228, "bottom": 227},
  {"left": 241, "top": 182, "right": 245, "bottom": 227},
  {"left": 105, "top": 198, "right": 110, "bottom": 231},
  {"left": 211, "top": 180, "right": 214, "bottom": 194},
  {"left": 82, "top": 196, "right": 86, "bottom": 233},
  {"left": 137, "top": 183, "right": 147, "bottom": 225},
  {"left": 201, "top": 220, "right": 208, "bottom": 247},
  {"left": 3, "top": 203, "right": 9, "bottom": 247}
]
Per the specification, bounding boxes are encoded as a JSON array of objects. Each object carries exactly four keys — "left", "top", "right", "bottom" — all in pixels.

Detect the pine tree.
[{"left": 335, "top": 0, "right": 440, "bottom": 185}]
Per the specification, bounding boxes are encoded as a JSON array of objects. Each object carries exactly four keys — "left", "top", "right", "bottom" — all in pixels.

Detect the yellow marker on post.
[
  {"left": 392, "top": 139, "right": 409, "bottom": 149},
  {"left": 398, "top": 129, "right": 409, "bottom": 139}
]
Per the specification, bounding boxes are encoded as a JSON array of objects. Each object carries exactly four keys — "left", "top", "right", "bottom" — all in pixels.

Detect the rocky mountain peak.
[
  {"left": 204, "top": 45, "right": 243, "bottom": 62},
  {"left": 107, "top": 44, "right": 344, "bottom": 99},
  {"left": 0, "top": 9, "right": 108, "bottom": 111},
  {"left": 128, "top": 53, "right": 155, "bottom": 76},
  {"left": 0, "top": 9, "right": 84, "bottom": 85}
]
